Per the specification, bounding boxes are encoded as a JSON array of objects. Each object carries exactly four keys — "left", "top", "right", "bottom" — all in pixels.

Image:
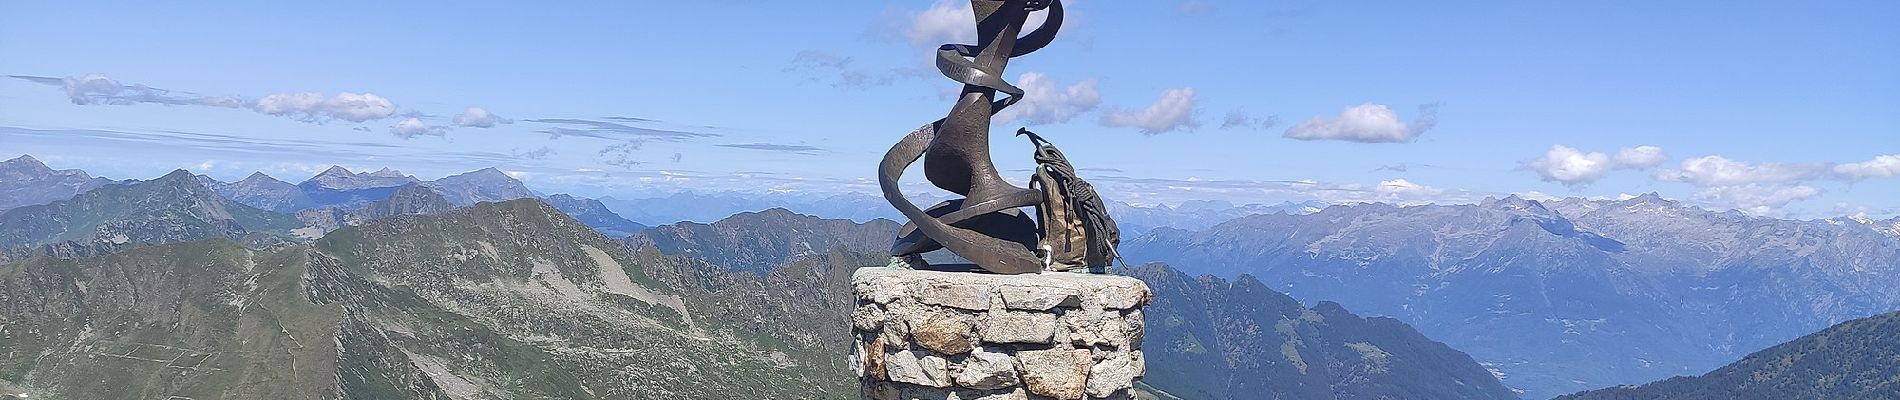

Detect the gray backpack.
[{"left": 1019, "top": 128, "right": 1120, "bottom": 272}]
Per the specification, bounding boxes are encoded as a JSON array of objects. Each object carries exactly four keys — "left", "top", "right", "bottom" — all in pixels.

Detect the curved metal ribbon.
[{"left": 879, "top": 0, "right": 1064, "bottom": 274}]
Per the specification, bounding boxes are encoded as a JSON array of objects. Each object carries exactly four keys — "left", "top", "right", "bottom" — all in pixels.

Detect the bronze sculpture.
[{"left": 879, "top": 0, "right": 1119, "bottom": 274}]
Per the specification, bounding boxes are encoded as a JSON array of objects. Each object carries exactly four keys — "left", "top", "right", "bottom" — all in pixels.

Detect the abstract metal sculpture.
[{"left": 880, "top": 0, "right": 1117, "bottom": 275}]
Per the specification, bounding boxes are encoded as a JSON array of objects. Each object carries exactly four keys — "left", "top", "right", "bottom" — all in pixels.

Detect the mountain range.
[
  {"left": 1, "top": 166, "right": 1520, "bottom": 398},
  {"left": 0, "top": 200, "right": 857, "bottom": 398},
  {"left": 0, "top": 169, "right": 301, "bottom": 260},
  {"left": 1121, "top": 194, "right": 1900, "bottom": 399},
  {"left": 6, "top": 155, "right": 1898, "bottom": 398},
  {"left": 0, "top": 155, "right": 119, "bottom": 211},
  {"left": 622, "top": 207, "right": 900, "bottom": 274},
  {"left": 1558, "top": 308, "right": 1900, "bottom": 399}
]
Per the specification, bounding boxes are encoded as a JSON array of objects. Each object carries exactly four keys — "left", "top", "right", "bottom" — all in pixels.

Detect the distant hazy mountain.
[
  {"left": 297, "top": 166, "right": 421, "bottom": 209},
  {"left": 1112, "top": 199, "right": 1328, "bottom": 233},
  {"left": 0, "top": 199, "right": 862, "bottom": 399},
  {"left": 596, "top": 190, "right": 954, "bottom": 226},
  {"left": 624, "top": 207, "right": 899, "bottom": 274},
  {"left": 1559, "top": 309, "right": 1900, "bottom": 400},
  {"left": 0, "top": 154, "right": 116, "bottom": 211},
  {"left": 598, "top": 189, "right": 1322, "bottom": 234},
  {"left": 544, "top": 193, "right": 648, "bottom": 237},
  {"left": 293, "top": 184, "right": 456, "bottom": 238},
  {"left": 1121, "top": 194, "right": 1900, "bottom": 399},
  {"left": 1125, "top": 263, "right": 1519, "bottom": 400},
  {"left": 424, "top": 167, "right": 535, "bottom": 206},
  {"left": 0, "top": 169, "right": 301, "bottom": 259},
  {"left": 199, "top": 171, "right": 314, "bottom": 212}
]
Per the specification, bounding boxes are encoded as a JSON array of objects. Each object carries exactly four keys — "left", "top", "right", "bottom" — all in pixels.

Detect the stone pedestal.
[{"left": 851, "top": 267, "right": 1150, "bottom": 400}]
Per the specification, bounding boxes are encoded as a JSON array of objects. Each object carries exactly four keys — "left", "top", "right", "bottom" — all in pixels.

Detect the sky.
[{"left": 1, "top": 0, "right": 1896, "bottom": 219}]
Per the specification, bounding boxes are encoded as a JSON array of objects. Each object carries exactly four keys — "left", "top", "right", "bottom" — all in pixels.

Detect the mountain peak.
[
  {"left": 1622, "top": 192, "right": 1671, "bottom": 205},
  {"left": 304, "top": 165, "right": 420, "bottom": 191},
  {"left": 241, "top": 171, "right": 277, "bottom": 182},
  {"left": 366, "top": 167, "right": 408, "bottom": 178},
  {"left": 317, "top": 165, "right": 353, "bottom": 177},
  {"left": 3, "top": 154, "right": 45, "bottom": 166},
  {"left": 0, "top": 154, "right": 55, "bottom": 175},
  {"left": 1483, "top": 194, "right": 1548, "bottom": 212},
  {"left": 158, "top": 169, "right": 199, "bottom": 181}
]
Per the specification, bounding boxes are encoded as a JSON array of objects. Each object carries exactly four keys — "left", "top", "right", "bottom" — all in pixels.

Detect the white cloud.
[
  {"left": 63, "top": 74, "right": 127, "bottom": 105},
  {"left": 252, "top": 93, "right": 326, "bottom": 116},
  {"left": 29, "top": 73, "right": 225, "bottom": 106},
  {"left": 1834, "top": 154, "right": 1900, "bottom": 181},
  {"left": 323, "top": 92, "right": 398, "bottom": 122},
  {"left": 1696, "top": 184, "right": 1822, "bottom": 216},
  {"left": 452, "top": 106, "right": 510, "bottom": 128},
  {"left": 906, "top": 0, "right": 975, "bottom": 46},
  {"left": 1525, "top": 145, "right": 1612, "bottom": 186},
  {"left": 252, "top": 92, "right": 396, "bottom": 122},
  {"left": 993, "top": 72, "right": 1099, "bottom": 125},
  {"left": 1656, "top": 155, "right": 1821, "bottom": 187},
  {"left": 1523, "top": 144, "right": 1668, "bottom": 186},
  {"left": 1650, "top": 155, "right": 1831, "bottom": 214},
  {"left": 1282, "top": 103, "right": 1436, "bottom": 143},
  {"left": 1376, "top": 178, "right": 1446, "bottom": 199},
  {"left": 389, "top": 117, "right": 447, "bottom": 139},
  {"left": 1613, "top": 145, "right": 1668, "bottom": 168},
  {"left": 901, "top": 0, "right": 1062, "bottom": 47},
  {"left": 1101, "top": 87, "right": 1198, "bottom": 134}
]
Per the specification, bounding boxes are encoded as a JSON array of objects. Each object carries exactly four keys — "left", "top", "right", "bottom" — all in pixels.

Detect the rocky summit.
[{"left": 851, "top": 268, "right": 1151, "bottom": 400}]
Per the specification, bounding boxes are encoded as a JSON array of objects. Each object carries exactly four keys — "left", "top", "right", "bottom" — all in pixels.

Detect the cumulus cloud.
[
  {"left": 1525, "top": 145, "right": 1612, "bottom": 186},
  {"left": 1283, "top": 103, "right": 1437, "bottom": 143},
  {"left": 388, "top": 118, "right": 448, "bottom": 139},
  {"left": 253, "top": 92, "right": 396, "bottom": 122},
  {"left": 1101, "top": 87, "right": 1198, "bottom": 134},
  {"left": 1523, "top": 145, "right": 1668, "bottom": 186},
  {"left": 993, "top": 72, "right": 1100, "bottom": 126},
  {"left": 1834, "top": 154, "right": 1900, "bottom": 181},
  {"left": 898, "top": 0, "right": 1062, "bottom": 47},
  {"left": 1613, "top": 145, "right": 1668, "bottom": 168},
  {"left": 452, "top": 106, "right": 510, "bottom": 128}
]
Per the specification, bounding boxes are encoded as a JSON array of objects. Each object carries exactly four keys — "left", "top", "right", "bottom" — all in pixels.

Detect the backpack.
[{"left": 1019, "top": 128, "right": 1121, "bottom": 272}]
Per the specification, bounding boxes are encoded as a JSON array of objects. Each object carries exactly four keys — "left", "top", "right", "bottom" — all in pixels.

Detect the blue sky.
[{"left": 2, "top": 1, "right": 1896, "bottom": 218}]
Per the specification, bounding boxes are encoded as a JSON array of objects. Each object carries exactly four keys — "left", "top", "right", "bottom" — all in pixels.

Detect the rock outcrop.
[{"left": 852, "top": 268, "right": 1150, "bottom": 400}]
